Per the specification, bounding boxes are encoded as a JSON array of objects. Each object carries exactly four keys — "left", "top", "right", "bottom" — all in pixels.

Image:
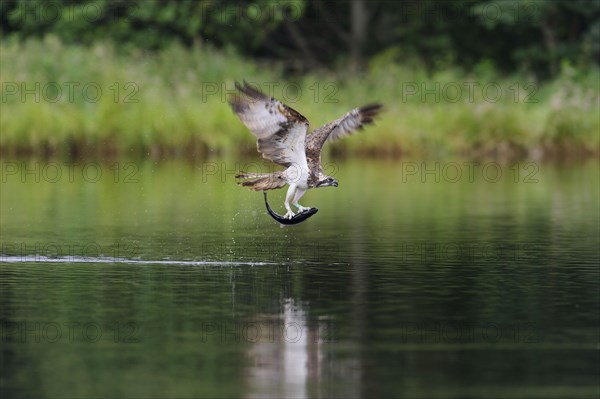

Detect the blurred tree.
[
  {"left": 1, "top": 0, "right": 598, "bottom": 78},
  {"left": 472, "top": 0, "right": 600, "bottom": 77}
]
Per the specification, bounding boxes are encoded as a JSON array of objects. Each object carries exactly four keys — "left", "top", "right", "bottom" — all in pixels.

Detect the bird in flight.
[{"left": 228, "top": 81, "right": 382, "bottom": 220}]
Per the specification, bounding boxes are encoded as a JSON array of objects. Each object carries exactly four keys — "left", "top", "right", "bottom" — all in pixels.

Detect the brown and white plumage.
[
  {"left": 305, "top": 103, "right": 383, "bottom": 179},
  {"left": 228, "top": 81, "right": 382, "bottom": 219},
  {"left": 228, "top": 81, "right": 308, "bottom": 168},
  {"left": 235, "top": 171, "right": 287, "bottom": 191}
]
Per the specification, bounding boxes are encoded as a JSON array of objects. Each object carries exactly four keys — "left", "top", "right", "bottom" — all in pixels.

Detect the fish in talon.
[{"left": 264, "top": 192, "right": 318, "bottom": 225}]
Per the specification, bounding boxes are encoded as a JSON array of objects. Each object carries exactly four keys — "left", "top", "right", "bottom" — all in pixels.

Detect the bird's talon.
[
  {"left": 284, "top": 211, "right": 295, "bottom": 219},
  {"left": 294, "top": 203, "right": 309, "bottom": 212}
]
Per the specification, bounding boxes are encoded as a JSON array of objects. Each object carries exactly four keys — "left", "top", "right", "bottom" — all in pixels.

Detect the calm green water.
[{"left": 1, "top": 159, "right": 599, "bottom": 399}]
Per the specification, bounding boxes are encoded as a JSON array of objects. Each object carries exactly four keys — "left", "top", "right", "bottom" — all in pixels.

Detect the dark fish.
[{"left": 263, "top": 192, "right": 318, "bottom": 225}]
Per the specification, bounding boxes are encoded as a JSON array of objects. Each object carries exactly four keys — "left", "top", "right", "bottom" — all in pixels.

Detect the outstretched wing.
[
  {"left": 228, "top": 81, "right": 309, "bottom": 168},
  {"left": 305, "top": 103, "right": 383, "bottom": 175}
]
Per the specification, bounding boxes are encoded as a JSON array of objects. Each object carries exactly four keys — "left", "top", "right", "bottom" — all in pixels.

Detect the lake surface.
[{"left": 1, "top": 158, "right": 599, "bottom": 399}]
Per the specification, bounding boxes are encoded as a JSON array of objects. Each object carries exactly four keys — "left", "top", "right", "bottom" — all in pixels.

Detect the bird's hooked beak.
[{"left": 318, "top": 178, "right": 338, "bottom": 188}]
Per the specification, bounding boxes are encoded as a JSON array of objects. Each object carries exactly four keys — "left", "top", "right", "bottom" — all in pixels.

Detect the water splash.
[{"left": 0, "top": 255, "right": 273, "bottom": 266}]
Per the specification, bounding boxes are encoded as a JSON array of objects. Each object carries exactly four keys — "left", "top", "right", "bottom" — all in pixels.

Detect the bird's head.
[{"left": 316, "top": 176, "right": 338, "bottom": 188}]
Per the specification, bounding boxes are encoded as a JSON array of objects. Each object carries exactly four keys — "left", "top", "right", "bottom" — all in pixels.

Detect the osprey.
[{"left": 229, "top": 81, "right": 382, "bottom": 220}]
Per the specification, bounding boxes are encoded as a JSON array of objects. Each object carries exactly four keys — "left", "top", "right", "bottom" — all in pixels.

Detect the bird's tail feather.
[{"left": 235, "top": 171, "right": 286, "bottom": 191}]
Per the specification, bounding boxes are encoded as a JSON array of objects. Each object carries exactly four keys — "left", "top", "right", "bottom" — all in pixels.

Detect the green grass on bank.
[{"left": 1, "top": 36, "right": 599, "bottom": 159}]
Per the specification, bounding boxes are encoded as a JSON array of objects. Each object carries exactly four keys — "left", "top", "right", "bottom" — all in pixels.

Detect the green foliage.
[
  {"left": 542, "top": 63, "right": 600, "bottom": 145},
  {"left": 1, "top": 37, "right": 598, "bottom": 158},
  {"left": 472, "top": 0, "right": 600, "bottom": 76},
  {"left": 2, "top": 0, "right": 306, "bottom": 51},
  {"left": 1, "top": 0, "right": 598, "bottom": 77}
]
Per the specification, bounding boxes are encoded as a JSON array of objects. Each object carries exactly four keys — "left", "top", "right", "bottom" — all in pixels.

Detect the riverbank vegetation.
[
  {"left": 1, "top": 37, "right": 598, "bottom": 159},
  {"left": 1, "top": 0, "right": 599, "bottom": 159}
]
